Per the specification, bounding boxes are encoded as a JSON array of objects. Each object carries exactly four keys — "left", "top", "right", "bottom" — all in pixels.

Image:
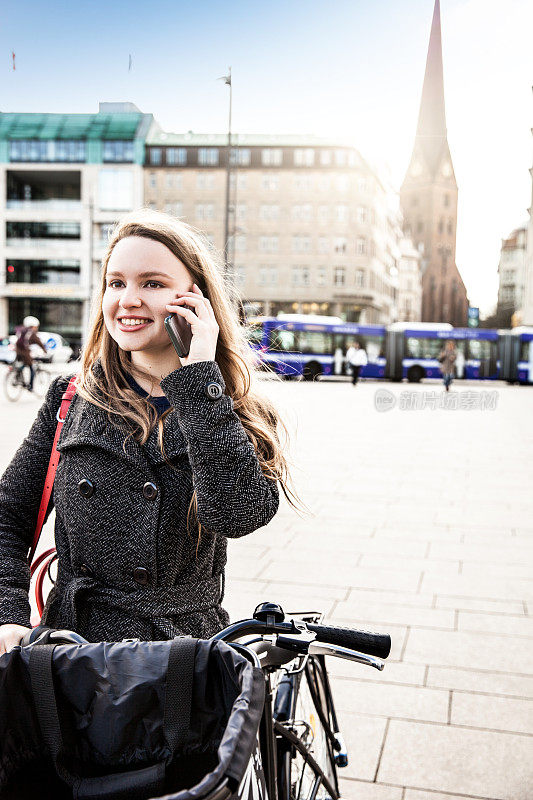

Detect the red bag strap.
[{"left": 29, "top": 376, "right": 77, "bottom": 563}]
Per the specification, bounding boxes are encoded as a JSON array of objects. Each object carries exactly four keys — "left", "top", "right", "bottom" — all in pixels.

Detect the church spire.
[{"left": 415, "top": 0, "right": 448, "bottom": 174}]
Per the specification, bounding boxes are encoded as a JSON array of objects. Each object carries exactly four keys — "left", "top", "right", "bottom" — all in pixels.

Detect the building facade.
[
  {"left": 0, "top": 103, "right": 153, "bottom": 346},
  {"left": 520, "top": 93, "right": 533, "bottom": 326},
  {"left": 144, "top": 133, "right": 401, "bottom": 323},
  {"left": 397, "top": 237, "right": 422, "bottom": 322},
  {"left": 400, "top": 0, "right": 468, "bottom": 326},
  {"left": 496, "top": 226, "right": 527, "bottom": 326}
]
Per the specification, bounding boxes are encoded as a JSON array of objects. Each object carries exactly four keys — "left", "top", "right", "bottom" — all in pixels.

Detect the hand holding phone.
[{"left": 164, "top": 309, "right": 194, "bottom": 358}]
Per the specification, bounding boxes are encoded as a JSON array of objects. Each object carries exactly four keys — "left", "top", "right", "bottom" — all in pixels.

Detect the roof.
[
  {"left": 0, "top": 112, "right": 145, "bottom": 141},
  {"left": 146, "top": 131, "right": 363, "bottom": 148}
]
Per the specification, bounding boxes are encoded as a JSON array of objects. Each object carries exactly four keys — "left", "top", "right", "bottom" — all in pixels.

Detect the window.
[
  {"left": 294, "top": 175, "right": 312, "bottom": 191},
  {"left": 234, "top": 265, "right": 246, "bottom": 287},
  {"left": 447, "top": 219, "right": 453, "bottom": 235},
  {"left": 318, "top": 205, "right": 329, "bottom": 223},
  {"left": 261, "top": 148, "right": 283, "bottom": 166},
  {"left": 406, "top": 337, "right": 445, "bottom": 359},
  {"left": 261, "top": 174, "right": 279, "bottom": 191},
  {"left": 269, "top": 267, "right": 278, "bottom": 285},
  {"left": 347, "top": 151, "right": 358, "bottom": 167},
  {"left": 355, "top": 269, "right": 364, "bottom": 288},
  {"left": 292, "top": 236, "right": 311, "bottom": 253},
  {"left": 259, "top": 236, "right": 279, "bottom": 252},
  {"left": 103, "top": 141, "right": 134, "bottom": 162},
  {"left": 318, "top": 176, "right": 330, "bottom": 191},
  {"left": 292, "top": 204, "right": 313, "bottom": 221},
  {"left": 197, "top": 173, "right": 215, "bottom": 190},
  {"left": 195, "top": 203, "right": 215, "bottom": 220},
  {"left": 291, "top": 266, "right": 310, "bottom": 286},
  {"left": 357, "top": 206, "right": 368, "bottom": 225},
  {"left": 294, "top": 149, "right": 315, "bottom": 167},
  {"left": 317, "top": 266, "right": 327, "bottom": 286},
  {"left": 356, "top": 237, "right": 367, "bottom": 255},
  {"left": 335, "top": 205, "right": 349, "bottom": 223},
  {"left": 259, "top": 267, "right": 268, "bottom": 286},
  {"left": 269, "top": 328, "right": 297, "bottom": 352},
  {"left": 444, "top": 194, "right": 450, "bottom": 207},
  {"left": 358, "top": 177, "right": 368, "bottom": 193},
  {"left": 318, "top": 237, "right": 329, "bottom": 253},
  {"left": 417, "top": 220, "right": 424, "bottom": 233},
  {"left": 298, "top": 330, "right": 332, "bottom": 354},
  {"left": 259, "top": 204, "right": 279, "bottom": 220},
  {"left": 166, "top": 148, "right": 187, "bottom": 165},
  {"left": 333, "top": 237, "right": 347, "bottom": 254},
  {"left": 165, "top": 173, "right": 183, "bottom": 190},
  {"left": 230, "top": 148, "right": 251, "bottom": 166},
  {"left": 149, "top": 173, "right": 157, "bottom": 189},
  {"left": 198, "top": 148, "right": 219, "bottom": 166},
  {"left": 98, "top": 169, "right": 134, "bottom": 211},
  {"left": 164, "top": 202, "right": 183, "bottom": 216},
  {"left": 336, "top": 175, "right": 350, "bottom": 192},
  {"left": 320, "top": 150, "right": 332, "bottom": 166},
  {"left": 501, "top": 286, "right": 514, "bottom": 302},
  {"left": 236, "top": 204, "right": 247, "bottom": 220},
  {"left": 230, "top": 173, "right": 247, "bottom": 191},
  {"left": 438, "top": 219, "right": 444, "bottom": 234},
  {"left": 150, "top": 148, "right": 162, "bottom": 165},
  {"left": 235, "top": 234, "right": 247, "bottom": 252},
  {"left": 9, "top": 140, "right": 87, "bottom": 162},
  {"left": 334, "top": 150, "right": 347, "bottom": 166},
  {"left": 334, "top": 267, "right": 345, "bottom": 286}
]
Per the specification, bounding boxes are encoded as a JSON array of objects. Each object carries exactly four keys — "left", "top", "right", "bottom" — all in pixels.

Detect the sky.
[{"left": 2, "top": 0, "right": 533, "bottom": 315}]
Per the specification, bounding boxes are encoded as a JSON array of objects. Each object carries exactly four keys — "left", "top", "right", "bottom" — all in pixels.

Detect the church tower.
[{"left": 400, "top": 0, "right": 468, "bottom": 325}]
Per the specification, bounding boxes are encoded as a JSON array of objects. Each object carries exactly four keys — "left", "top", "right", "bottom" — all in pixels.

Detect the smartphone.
[{"left": 164, "top": 310, "right": 193, "bottom": 358}]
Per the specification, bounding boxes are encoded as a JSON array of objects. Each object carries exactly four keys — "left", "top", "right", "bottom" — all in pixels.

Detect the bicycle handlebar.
[{"left": 306, "top": 622, "right": 391, "bottom": 659}]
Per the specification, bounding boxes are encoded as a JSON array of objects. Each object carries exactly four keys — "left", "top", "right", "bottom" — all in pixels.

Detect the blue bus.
[
  {"left": 499, "top": 327, "right": 533, "bottom": 384},
  {"left": 247, "top": 315, "right": 533, "bottom": 384},
  {"left": 246, "top": 315, "right": 386, "bottom": 380},
  {"left": 385, "top": 322, "right": 500, "bottom": 382}
]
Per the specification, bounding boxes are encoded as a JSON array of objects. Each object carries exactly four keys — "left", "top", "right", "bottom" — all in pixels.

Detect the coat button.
[
  {"left": 79, "top": 563, "right": 93, "bottom": 577},
  {"left": 132, "top": 567, "right": 150, "bottom": 586},
  {"left": 205, "top": 381, "right": 223, "bottom": 400},
  {"left": 78, "top": 479, "right": 95, "bottom": 498},
  {"left": 142, "top": 481, "right": 158, "bottom": 500}
]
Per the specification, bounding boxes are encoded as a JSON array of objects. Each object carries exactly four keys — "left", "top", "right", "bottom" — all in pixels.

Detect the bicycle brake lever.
[{"left": 308, "top": 641, "right": 385, "bottom": 671}]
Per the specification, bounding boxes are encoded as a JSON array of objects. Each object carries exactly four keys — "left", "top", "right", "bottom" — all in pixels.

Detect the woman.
[
  {"left": 0, "top": 210, "right": 292, "bottom": 653},
  {"left": 439, "top": 339, "right": 457, "bottom": 391}
]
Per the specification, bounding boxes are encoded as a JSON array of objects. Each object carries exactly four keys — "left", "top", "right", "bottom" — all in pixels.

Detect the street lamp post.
[{"left": 221, "top": 67, "right": 233, "bottom": 277}]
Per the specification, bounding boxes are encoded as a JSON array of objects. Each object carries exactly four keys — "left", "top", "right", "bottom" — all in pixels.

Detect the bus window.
[
  {"left": 245, "top": 324, "right": 265, "bottom": 347},
  {"left": 361, "top": 335, "right": 385, "bottom": 362},
  {"left": 269, "top": 328, "right": 297, "bottom": 352},
  {"left": 519, "top": 340, "right": 532, "bottom": 362},
  {"left": 298, "top": 330, "right": 333, "bottom": 354},
  {"left": 406, "top": 337, "right": 442, "bottom": 359},
  {"left": 468, "top": 340, "right": 491, "bottom": 360}
]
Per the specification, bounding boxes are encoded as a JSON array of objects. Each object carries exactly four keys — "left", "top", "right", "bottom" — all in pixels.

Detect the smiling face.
[{"left": 102, "top": 236, "right": 194, "bottom": 354}]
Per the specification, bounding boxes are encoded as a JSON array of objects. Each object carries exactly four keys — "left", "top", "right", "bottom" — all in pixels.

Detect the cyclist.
[
  {"left": 0, "top": 209, "right": 299, "bottom": 655},
  {"left": 14, "top": 315, "right": 48, "bottom": 392}
]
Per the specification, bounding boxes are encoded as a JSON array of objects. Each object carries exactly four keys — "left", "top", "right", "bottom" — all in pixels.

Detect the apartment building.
[
  {"left": 0, "top": 103, "right": 153, "bottom": 346},
  {"left": 497, "top": 226, "right": 527, "bottom": 325},
  {"left": 144, "top": 133, "right": 400, "bottom": 323}
]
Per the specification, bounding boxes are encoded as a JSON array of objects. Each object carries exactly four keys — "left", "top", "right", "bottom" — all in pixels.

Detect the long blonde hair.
[{"left": 77, "top": 209, "right": 299, "bottom": 533}]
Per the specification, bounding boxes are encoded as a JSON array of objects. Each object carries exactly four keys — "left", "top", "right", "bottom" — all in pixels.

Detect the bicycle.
[
  {"left": 19, "top": 601, "right": 391, "bottom": 800},
  {"left": 3, "top": 357, "right": 51, "bottom": 402}
]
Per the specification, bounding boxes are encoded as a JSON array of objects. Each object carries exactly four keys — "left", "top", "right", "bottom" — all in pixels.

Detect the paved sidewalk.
[{"left": 1, "top": 373, "right": 532, "bottom": 799}]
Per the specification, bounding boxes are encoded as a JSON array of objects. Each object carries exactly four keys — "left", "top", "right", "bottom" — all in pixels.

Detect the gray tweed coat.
[{"left": 0, "top": 360, "right": 279, "bottom": 642}]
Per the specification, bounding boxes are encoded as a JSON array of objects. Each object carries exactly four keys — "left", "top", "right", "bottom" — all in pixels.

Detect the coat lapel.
[{"left": 57, "top": 389, "right": 189, "bottom": 467}]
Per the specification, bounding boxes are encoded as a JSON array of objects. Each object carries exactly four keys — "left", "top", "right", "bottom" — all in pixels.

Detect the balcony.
[{"left": 6, "top": 199, "right": 82, "bottom": 212}]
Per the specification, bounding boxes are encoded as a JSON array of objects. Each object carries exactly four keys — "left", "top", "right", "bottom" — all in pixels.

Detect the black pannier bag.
[{"left": 0, "top": 637, "right": 267, "bottom": 800}]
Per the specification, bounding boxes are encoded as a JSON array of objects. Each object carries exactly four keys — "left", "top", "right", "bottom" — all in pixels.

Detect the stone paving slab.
[
  {"left": 377, "top": 719, "right": 532, "bottom": 799},
  {"left": 2, "top": 375, "right": 533, "bottom": 799}
]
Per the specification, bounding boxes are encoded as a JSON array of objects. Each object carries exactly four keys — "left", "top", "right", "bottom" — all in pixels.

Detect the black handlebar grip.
[{"left": 307, "top": 623, "right": 391, "bottom": 659}]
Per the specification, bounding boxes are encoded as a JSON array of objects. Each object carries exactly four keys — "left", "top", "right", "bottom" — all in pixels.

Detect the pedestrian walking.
[
  {"left": 346, "top": 340, "right": 368, "bottom": 385},
  {"left": 438, "top": 339, "right": 457, "bottom": 391},
  {"left": 0, "top": 209, "right": 297, "bottom": 655}
]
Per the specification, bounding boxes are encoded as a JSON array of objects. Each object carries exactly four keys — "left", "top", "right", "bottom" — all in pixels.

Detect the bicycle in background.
[{"left": 3, "top": 357, "right": 51, "bottom": 402}]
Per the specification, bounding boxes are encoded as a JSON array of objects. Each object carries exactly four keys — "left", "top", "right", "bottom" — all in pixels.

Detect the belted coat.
[{"left": 0, "top": 360, "right": 279, "bottom": 641}]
